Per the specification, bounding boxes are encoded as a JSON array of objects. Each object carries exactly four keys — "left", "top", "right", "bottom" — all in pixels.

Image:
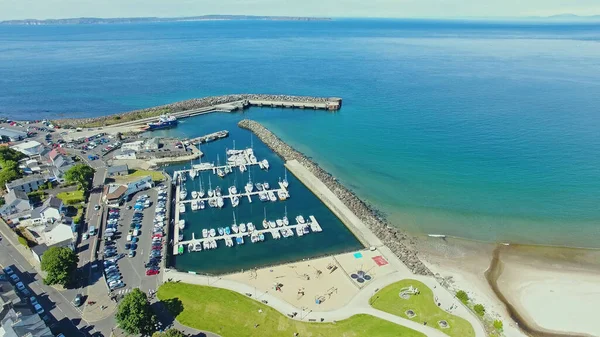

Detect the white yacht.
[
  {"left": 268, "top": 220, "right": 277, "bottom": 229},
  {"left": 282, "top": 169, "right": 289, "bottom": 188},
  {"left": 255, "top": 182, "right": 263, "bottom": 191},
  {"left": 198, "top": 178, "right": 205, "bottom": 198},
  {"left": 217, "top": 168, "right": 225, "bottom": 178},
  {"left": 261, "top": 159, "right": 269, "bottom": 170},
  {"left": 225, "top": 237, "right": 234, "bottom": 247},
  {"left": 268, "top": 191, "right": 277, "bottom": 202},
  {"left": 191, "top": 190, "right": 198, "bottom": 199},
  {"left": 228, "top": 185, "right": 238, "bottom": 195},
  {"left": 262, "top": 218, "right": 269, "bottom": 229},
  {"left": 296, "top": 215, "right": 305, "bottom": 224},
  {"left": 178, "top": 203, "right": 186, "bottom": 213},
  {"left": 276, "top": 219, "right": 284, "bottom": 227},
  {"left": 247, "top": 222, "right": 255, "bottom": 232},
  {"left": 199, "top": 200, "right": 205, "bottom": 209},
  {"left": 231, "top": 195, "right": 239, "bottom": 207},
  {"left": 191, "top": 200, "right": 199, "bottom": 211},
  {"left": 240, "top": 223, "right": 247, "bottom": 233},
  {"left": 178, "top": 219, "right": 185, "bottom": 229},
  {"left": 277, "top": 190, "right": 287, "bottom": 201},
  {"left": 239, "top": 164, "right": 246, "bottom": 173},
  {"left": 179, "top": 188, "right": 188, "bottom": 200},
  {"left": 209, "top": 228, "right": 216, "bottom": 237},
  {"left": 283, "top": 206, "right": 289, "bottom": 226},
  {"left": 202, "top": 228, "right": 208, "bottom": 238},
  {"left": 245, "top": 173, "right": 254, "bottom": 193},
  {"left": 232, "top": 224, "right": 239, "bottom": 233},
  {"left": 189, "top": 168, "right": 196, "bottom": 180},
  {"left": 258, "top": 191, "right": 268, "bottom": 202},
  {"left": 208, "top": 198, "right": 217, "bottom": 208},
  {"left": 217, "top": 197, "right": 224, "bottom": 208},
  {"left": 263, "top": 182, "right": 270, "bottom": 190}
]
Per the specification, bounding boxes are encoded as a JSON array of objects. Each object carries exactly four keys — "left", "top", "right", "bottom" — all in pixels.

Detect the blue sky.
[{"left": 1, "top": 0, "right": 599, "bottom": 20}]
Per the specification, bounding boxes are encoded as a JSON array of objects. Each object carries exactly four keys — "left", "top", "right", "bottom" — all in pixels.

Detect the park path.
[{"left": 164, "top": 270, "right": 487, "bottom": 337}]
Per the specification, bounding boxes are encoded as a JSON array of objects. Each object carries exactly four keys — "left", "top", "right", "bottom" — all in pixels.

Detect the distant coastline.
[{"left": 0, "top": 15, "right": 331, "bottom": 25}]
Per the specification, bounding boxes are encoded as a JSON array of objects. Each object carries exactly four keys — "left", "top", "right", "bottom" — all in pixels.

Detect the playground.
[{"left": 226, "top": 248, "right": 397, "bottom": 312}]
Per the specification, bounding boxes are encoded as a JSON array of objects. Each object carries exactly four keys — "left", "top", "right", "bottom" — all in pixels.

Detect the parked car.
[
  {"left": 34, "top": 303, "right": 44, "bottom": 314},
  {"left": 4, "top": 266, "right": 14, "bottom": 275},
  {"left": 29, "top": 296, "right": 38, "bottom": 306},
  {"left": 9, "top": 274, "right": 19, "bottom": 283},
  {"left": 128, "top": 250, "right": 135, "bottom": 258},
  {"left": 146, "top": 269, "right": 160, "bottom": 276},
  {"left": 73, "top": 294, "right": 82, "bottom": 306},
  {"left": 15, "top": 282, "right": 25, "bottom": 291}
]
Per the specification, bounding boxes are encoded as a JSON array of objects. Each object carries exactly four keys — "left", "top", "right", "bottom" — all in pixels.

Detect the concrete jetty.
[
  {"left": 187, "top": 130, "right": 229, "bottom": 144},
  {"left": 178, "top": 187, "right": 289, "bottom": 204}
]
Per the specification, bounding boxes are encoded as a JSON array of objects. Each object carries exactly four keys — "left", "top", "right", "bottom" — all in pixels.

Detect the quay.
[
  {"left": 178, "top": 185, "right": 289, "bottom": 204},
  {"left": 247, "top": 98, "right": 341, "bottom": 111},
  {"left": 187, "top": 130, "right": 229, "bottom": 144},
  {"left": 172, "top": 182, "right": 182, "bottom": 255}
]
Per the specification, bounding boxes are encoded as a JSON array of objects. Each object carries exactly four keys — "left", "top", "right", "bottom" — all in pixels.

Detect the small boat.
[
  {"left": 231, "top": 195, "right": 239, "bottom": 207},
  {"left": 191, "top": 190, "right": 198, "bottom": 199},
  {"left": 236, "top": 236, "right": 244, "bottom": 245},
  {"left": 218, "top": 227, "right": 224, "bottom": 236},
  {"left": 268, "top": 191, "right": 277, "bottom": 202},
  {"left": 189, "top": 168, "right": 196, "bottom": 180},
  {"left": 262, "top": 219, "right": 269, "bottom": 229},
  {"left": 269, "top": 220, "right": 277, "bottom": 229},
  {"left": 202, "top": 228, "right": 208, "bottom": 238},
  {"left": 209, "top": 228, "right": 216, "bottom": 237},
  {"left": 247, "top": 222, "right": 255, "bottom": 232},
  {"left": 217, "top": 197, "right": 225, "bottom": 208},
  {"left": 208, "top": 198, "right": 217, "bottom": 208},
  {"left": 277, "top": 190, "right": 287, "bottom": 201},
  {"left": 259, "top": 233, "right": 265, "bottom": 241},
  {"left": 188, "top": 243, "right": 193, "bottom": 253},
  {"left": 179, "top": 203, "right": 186, "bottom": 213},
  {"left": 296, "top": 215, "right": 305, "bottom": 224},
  {"left": 245, "top": 173, "right": 254, "bottom": 193},
  {"left": 215, "top": 186, "right": 222, "bottom": 197},
  {"left": 240, "top": 223, "right": 247, "bottom": 233},
  {"left": 255, "top": 183, "right": 264, "bottom": 191},
  {"left": 282, "top": 168, "right": 289, "bottom": 188},
  {"left": 232, "top": 224, "right": 239, "bottom": 233},
  {"left": 261, "top": 159, "right": 269, "bottom": 170},
  {"left": 283, "top": 207, "right": 289, "bottom": 226},
  {"left": 191, "top": 200, "right": 199, "bottom": 211},
  {"left": 179, "top": 188, "right": 188, "bottom": 200},
  {"left": 239, "top": 164, "right": 246, "bottom": 173},
  {"left": 228, "top": 185, "right": 237, "bottom": 195},
  {"left": 303, "top": 226, "right": 310, "bottom": 235},
  {"left": 225, "top": 237, "right": 234, "bottom": 247},
  {"left": 224, "top": 226, "right": 231, "bottom": 235},
  {"left": 199, "top": 200, "right": 205, "bottom": 209},
  {"left": 178, "top": 219, "right": 185, "bottom": 229},
  {"left": 296, "top": 226, "right": 304, "bottom": 237},
  {"left": 181, "top": 174, "right": 187, "bottom": 182},
  {"left": 193, "top": 242, "right": 202, "bottom": 252},
  {"left": 276, "top": 219, "right": 284, "bottom": 227},
  {"left": 258, "top": 191, "right": 268, "bottom": 202},
  {"left": 263, "top": 182, "right": 270, "bottom": 190},
  {"left": 178, "top": 244, "right": 184, "bottom": 254}
]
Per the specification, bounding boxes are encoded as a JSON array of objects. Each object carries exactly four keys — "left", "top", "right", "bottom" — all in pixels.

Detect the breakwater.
[
  {"left": 52, "top": 94, "right": 341, "bottom": 128},
  {"left": 238, "top": 119, "right": 431, "bottom": 276}
]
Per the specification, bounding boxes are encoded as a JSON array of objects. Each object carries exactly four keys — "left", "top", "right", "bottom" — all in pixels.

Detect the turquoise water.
[
  {"left": 1, "top": 20, "right": 600, "bottom": 247},
  {"left": 155, "top": 114, "right": 362, "bottom": 274}
]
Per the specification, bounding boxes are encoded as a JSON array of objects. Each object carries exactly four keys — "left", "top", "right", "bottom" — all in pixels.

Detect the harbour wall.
[
  {"left": 238, "top": 119, "right": 432, "bottom": 276},
  {"left": 52, "top": 94, "right": 341, "bottom": 127}
]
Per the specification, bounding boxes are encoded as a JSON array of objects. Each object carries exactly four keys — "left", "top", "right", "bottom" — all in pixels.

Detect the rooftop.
[{"left": 107, "top": 164, "right": 128, "bottom": 174}]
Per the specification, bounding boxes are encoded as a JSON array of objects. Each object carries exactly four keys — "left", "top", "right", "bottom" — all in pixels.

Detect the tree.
[
  {"left": 0, "top": 160, "right": 22, "bottom": 187},
  {"left": 64, "top": 164, "right": 95, "bottom": 190},
  {"left": 116, "top": 288, "right": 158, "bottom": 335},
  {"left": 152, "top": 329, "right": 186, "bottom": 337},
  {"left": 40, "top": 246, "right": 79, "bottom": 287}
]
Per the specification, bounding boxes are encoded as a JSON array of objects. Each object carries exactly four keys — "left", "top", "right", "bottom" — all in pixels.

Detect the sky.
[{"left": 0, "top": 0, "right": 599, "bottom": 20}]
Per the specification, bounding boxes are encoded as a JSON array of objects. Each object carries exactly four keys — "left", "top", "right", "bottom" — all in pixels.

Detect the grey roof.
[
  {"left": 5, "top": 174, "right": 45, "bottom": 189},
  {"left": 1, "top": 308, "right": 53, "bottom": 337},
  {"left": 31, "top": 244, "right": 48, "bottom": 257},
  {"left": 44, "top": 195, "right": 63, "bottom": 209},
  {"left": 30, "top": 207, "right": 41, "bottom": 220},
  {"left": 107, "top": 164, "right": 128, "bottom": 174},
  {"left": 5, "top": 190, "right": 28, "bottom": 204},
  {"left": 0, "top": 128, "right": 27, "bottom": 138}
]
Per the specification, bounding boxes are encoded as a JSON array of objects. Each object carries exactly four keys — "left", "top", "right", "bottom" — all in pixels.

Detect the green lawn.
[
  {"left": 369, "top": 279, "right": 475, "bottom": 337},
  {"left": 56, "top": 190, "right": 85, "bottom": 204},
  {"left": 157, "top": 282, "right": 426, "bottom": 337},
  {"left": 129, "top": 169, "right": 165, "bottom": 182}
]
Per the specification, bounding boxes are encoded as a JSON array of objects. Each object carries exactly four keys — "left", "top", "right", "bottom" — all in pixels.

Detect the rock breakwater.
[
  {"left": 53, "top": 94, "right": 336, "bottom": 127},
  {"left": 238, "top": 119, "right": 432, "bottom": 276}
]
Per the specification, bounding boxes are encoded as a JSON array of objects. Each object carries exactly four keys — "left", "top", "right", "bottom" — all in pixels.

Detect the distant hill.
[{"left": 0, "top": 15, "right": 332, "bottom": 25}]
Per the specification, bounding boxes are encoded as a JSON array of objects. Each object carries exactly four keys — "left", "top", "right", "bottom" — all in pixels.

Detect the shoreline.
[{"left": 238, "top": 119, "right": 431, "bottom": 276}]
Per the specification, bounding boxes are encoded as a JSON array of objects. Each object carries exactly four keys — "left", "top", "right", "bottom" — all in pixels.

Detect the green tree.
[
  {"left": 64, "top": 164, "right": 95, "bottom": 190},
  {"left": 152, "top": 329, "right": 186, "bottom": 337},
  {"left": 0, "top": 160, "right": 22, "bottom": 187},
  {"left": 474, "top": 303, "right": 486, "bottom": 316},
  {"left": 40, "top": 246, "right": 79, "bottom": 287},
  {"left": 456, "top": 290, "right": 469, "bottom": 305},
  {"left": 0, "top": 147, "right": 25, "bottom": 163},
  {"left": 116, "top": 288, "right": 158, "bottom": 335}
]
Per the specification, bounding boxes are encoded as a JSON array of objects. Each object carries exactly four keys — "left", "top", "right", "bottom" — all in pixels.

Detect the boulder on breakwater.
[
  {"left": 238, "top": 119, "right": 432, "bottom": 276},
  {"left": 52, "top": 94, "right": 338, "bottom": 127}
]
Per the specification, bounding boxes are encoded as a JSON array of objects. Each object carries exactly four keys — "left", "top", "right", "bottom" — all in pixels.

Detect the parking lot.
[{"left": 97, "top": 184, "right": 166, "bottom": 300}]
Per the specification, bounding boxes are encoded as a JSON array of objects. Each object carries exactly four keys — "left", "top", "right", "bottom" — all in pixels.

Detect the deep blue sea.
[{"left": 1, "top": 19, "right": 600, "bottom": 248}]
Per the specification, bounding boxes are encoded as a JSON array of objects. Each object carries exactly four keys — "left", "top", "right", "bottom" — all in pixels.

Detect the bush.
[
  {"left": 456, "top": 290, "right": 469, "bottom": 305},
  {"left": 493, "top": 319, "right": 503, "bottom": 331},
  {"left": 0, "top": 197, "right": 4, "bottom": 206},
  {"left": 17, "top": 236, "right": 29, "bottom": 248},
  {"left": 474, "top": 304, "right": 485, "bottom": 316}
]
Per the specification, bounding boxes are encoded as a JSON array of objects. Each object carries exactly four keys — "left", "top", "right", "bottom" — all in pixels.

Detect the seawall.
[
  {"left": 238, "top": 119, "right": 431, "bottom": 276},
  {"left": 52, "top": 94, "right": 341, "bottom": 127}
]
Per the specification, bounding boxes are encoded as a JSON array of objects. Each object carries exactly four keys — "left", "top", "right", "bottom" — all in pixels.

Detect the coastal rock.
[{"left": 238, "top": 119, "right": 432, "bottom": 276}]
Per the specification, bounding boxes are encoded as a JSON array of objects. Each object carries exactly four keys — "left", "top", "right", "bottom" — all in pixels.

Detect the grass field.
[
  {"left": 129, "top": 169, "right": 165, "bottom": 182},
  {"left": 56, "top": 190, "right": 85, "bottom": 204},
  {"left": 157, "top": 282, "right": 426, "bottom": 337},
  {"left": 369, "top": 279, "right": 475, "bottom": 337}
]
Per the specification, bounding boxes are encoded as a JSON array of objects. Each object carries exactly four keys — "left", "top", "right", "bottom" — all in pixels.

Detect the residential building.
[
  {"left": 107, "top": 164, "right": 128, "bottom": 177},
  {"left": 49, "top": 154, "right": 74, "bottom": 182},
  {"left": 0, "top": 128, "right": 26, "bottom": 142},
  {"left": 0, "top": 190, "right": 31, "bottom": 220},
  {"left": 9, "top": 140, "right": 43, "bottom": 157},
  {"left": 30, "top": 196, "right": 64, "bottom": 225},
  {"left": 103, "top": 176, "right": 153, "bottom": 205},
  {"left": 121, "top": 138, "right": 160, "bottom": 152},
  {"left": 30, "top": 219, "right": 75, "bottom": 263},
  {"left": 143, "top": 137, "right": 160, "bottom": 150},
  {"left": 5, "top": 175, "right": 46, "bottom": 194},
  {"left": 120, "top": 140, "right": 144, "bottom": 152},
  {"left": 113, "top": 149, "right": 136, "bottom": 160}
]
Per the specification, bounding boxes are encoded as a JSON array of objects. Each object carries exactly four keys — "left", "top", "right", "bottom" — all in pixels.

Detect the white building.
[
  {"left": 30, "top": 196, "right": 64, "bottom": 225},
  {"left": 103, "top": 176, "right": 153, "bottom": 205},
  {"left": 5, "top": 174, "right": 46, "bottom": 193},
  {"left": 10, "top": 140, "right": 44, "bottom": 157},
  {"left": 0, "top": 189, "right": 32, "bottom": 220}
]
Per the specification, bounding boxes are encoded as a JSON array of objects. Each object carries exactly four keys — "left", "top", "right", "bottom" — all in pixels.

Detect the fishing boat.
[
  {"left": 282, "top": 168, "right": 289, "bottom": 188},
  {"left": 217, "top": 197, "right": 225, "bottom": 208},
  {"left": 247, "top": 222, "right": 255, "bottom": 232},
  {"left": 277, "top": 190, "right": 287, "bottom": 201},
  {"left": 191, "top": 200, "right": 199, "bottom": 211},
  {"left": 258, "top": 191, "right": 268, "bottom": 202},
  {"left": 202, "top": 228, "right": 208, "bottom": 238},
  {"left": 283, "top": 207, "right": 289, "bottom": 226},
  {"left": 240, "top": 223, "right": 247, "bottom": 233},
  {"left": 255, "top": 182, "right": 263, "bottom": 191},
  {"left": 276, "top": 219, "right": 284, "bottom": 227},
  {"left": 228, "top": 185, "right": 237, "bottom": 195},
  {"left": 261, "top": 159, "right": 269, "bottom": 170},
  {"left": 224, "top": 226, "right": 231, "bottom": 235},
  {"left": 269, "top": 220, "right": 277, "bottom": 229},
  {"left": 209, "top": 228, "right": 216, "bottom": 237},
  {"left": 231, "top": 195, "right": 239, "bottom": 207},
  {"left": 193, "top": 242, "right": 202, "bottom": 252},
  {"left": 236, "top": 236, "right": 244, "bottom": 245},
  {"left": 191, "top": 190, "right": 198, "bottom": 199},
  {"left": 199, "top": 200, "right": 205, "bottom": 209},
  {"left": 144, "top": 114, "right": 178, "bottom": 131},
  {"left": 178, "top": 203, "right": 186, "bottom": 213},
  {"left": 179, "top": 188, "right": 187, "bottom": 200},
  {"left": 245, "top": 172, "right": 254, "bottom": 193},
  {"left": 263, "top": 182, "right": 270, "bottom": 190},
  {"left": 268, "top": 191, "right": 277, "bottom": 202},
  {"left": 178, "top": 219, "right": 185, "bottom": 229},
  {"left": 218, "top": 227, "right": 224, "bottom": 236}
]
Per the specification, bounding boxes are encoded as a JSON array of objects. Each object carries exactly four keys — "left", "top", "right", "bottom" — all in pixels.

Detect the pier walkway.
[{"left": 178, "top": 185, "right": 288, "bottom": 205}]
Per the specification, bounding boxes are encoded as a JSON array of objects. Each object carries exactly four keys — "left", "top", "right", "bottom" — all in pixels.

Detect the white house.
[
  {"left": 5, "top": 174, "right": 46, "bottom": 193},
  {"left": 10, "top": 140, "right": 44, "bottom": 157},
  {"left": 30, "top": 196, "right": 64, "bottom": 224},
  {"left": 113, "top": 149, "right": 136, "bottom": 160}
]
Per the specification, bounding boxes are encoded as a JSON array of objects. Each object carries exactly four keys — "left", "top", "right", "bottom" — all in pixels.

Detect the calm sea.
[{"left": 1, "top": 19, "right": 599, "bottom": 248}]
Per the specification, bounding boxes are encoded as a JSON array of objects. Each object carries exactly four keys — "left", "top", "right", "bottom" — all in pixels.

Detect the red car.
[
  {"left": 146, "top": 269, "right": 160, "bottom": 276},
  {"left": 152, "top": 233, "right": 163, "bottom": 238}
]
